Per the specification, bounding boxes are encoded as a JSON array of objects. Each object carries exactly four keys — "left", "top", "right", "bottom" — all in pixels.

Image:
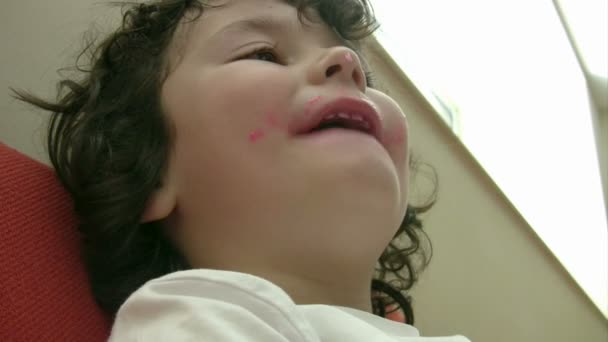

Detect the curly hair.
[{"left": 11, "top": 0, "right": 435, "bottom": 325}]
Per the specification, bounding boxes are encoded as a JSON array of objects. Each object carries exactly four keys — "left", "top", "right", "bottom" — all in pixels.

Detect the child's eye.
[{"left": 242, "top": 47, "right": 280, "bottom": 63}]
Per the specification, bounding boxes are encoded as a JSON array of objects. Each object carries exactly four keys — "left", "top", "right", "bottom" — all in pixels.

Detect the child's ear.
[{"left": 141, "top": 166, "right": 177, "bottom": 223}]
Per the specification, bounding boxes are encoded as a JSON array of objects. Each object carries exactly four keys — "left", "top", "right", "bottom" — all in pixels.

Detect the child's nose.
[{"left": 307, "top": 46, "right": 366, "bottom": 93}]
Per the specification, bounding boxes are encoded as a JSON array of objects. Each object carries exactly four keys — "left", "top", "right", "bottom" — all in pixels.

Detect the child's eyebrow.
[
  {"left": 208, "top": 14, "right": 357, "bottom": 53},
  {"left": 210, "top": 16, "right": 290, "bottom": 41}
]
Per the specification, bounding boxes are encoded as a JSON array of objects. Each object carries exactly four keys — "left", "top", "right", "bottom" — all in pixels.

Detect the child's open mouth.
[
  {"left": 290, "top": 97, "right": 384, "bottom": 143},
  {"left": 308, "top": 112, "right": 373, "bottom": 134}
]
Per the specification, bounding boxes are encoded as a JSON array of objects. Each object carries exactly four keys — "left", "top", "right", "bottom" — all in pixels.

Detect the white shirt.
[{"left": 109, "top": 269, "right": 471, "bottom": 341}]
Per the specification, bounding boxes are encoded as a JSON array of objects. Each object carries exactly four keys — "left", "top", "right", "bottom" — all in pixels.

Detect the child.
[{"left": 13, "top": 0, "right": 470, "bottom": 340}]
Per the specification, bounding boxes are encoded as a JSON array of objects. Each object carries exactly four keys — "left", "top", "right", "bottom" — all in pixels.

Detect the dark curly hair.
[{"left": 11, "top": 0, "right": 436, "bottom": 325}]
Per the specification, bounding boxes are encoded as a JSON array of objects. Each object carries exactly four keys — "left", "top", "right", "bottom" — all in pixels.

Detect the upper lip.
[{"left": 290, "top": 97, "right": 383, "bottom": 142}]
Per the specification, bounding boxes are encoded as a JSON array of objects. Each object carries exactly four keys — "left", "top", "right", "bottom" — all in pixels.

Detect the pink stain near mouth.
[
  {"left": 306, "top": 95, "right": 322, "bottom": 106},
  {"left": 248, "top": 129, "right": 266, "bottom": 143},
  {"left": 344, "top": 52, "right": 353, "bottom": 63},
  {"left": 265, "top": 112, "right": 285, "bottom": 130},
  {"left": 305, "top": 96, "right": 322, "bottom": 116}
]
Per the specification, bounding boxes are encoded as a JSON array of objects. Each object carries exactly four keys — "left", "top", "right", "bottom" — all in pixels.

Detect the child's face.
[{"left": 156, "top": 0, "right": 410, "bottom": 282}]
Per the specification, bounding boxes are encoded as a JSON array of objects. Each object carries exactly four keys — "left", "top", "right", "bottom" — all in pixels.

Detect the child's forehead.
[
  {"left": 166, "top": 0, "right": 354, "bottom": 70},
  {"left": 185, "top": 0, "right": 325, "bottom": 39}
]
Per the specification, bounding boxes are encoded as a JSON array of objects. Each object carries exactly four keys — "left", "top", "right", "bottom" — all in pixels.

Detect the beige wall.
[
  {"left": 588, "top": 78, "right": 608, "bottom": 212},
  {"left": 2, "top": 1, "right": 607, "bottom": 341},
  {"left": 1, "top": 0, "right": 121, "bottom": 164},
  {"left": 599, "top": 108, "right": 607, "bottom": 208}
]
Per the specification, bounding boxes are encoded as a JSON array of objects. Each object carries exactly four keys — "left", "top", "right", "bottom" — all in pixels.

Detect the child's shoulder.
[
  {"left": 141, "top": 268, "right": 299, "bottom": 311},
  {"left": 110, "top": 269, "right": 317, "bottom": 341},
  {"left": 110, "top": 269, "right": 471, "bottom": 342}
]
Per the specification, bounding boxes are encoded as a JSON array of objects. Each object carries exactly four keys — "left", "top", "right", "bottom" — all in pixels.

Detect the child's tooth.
[
  {"left": 337, "top": 112, "right": 349, "bottom": 119},
  {"left": 352, "top": 114, "right": 363, "bottom": 121}
]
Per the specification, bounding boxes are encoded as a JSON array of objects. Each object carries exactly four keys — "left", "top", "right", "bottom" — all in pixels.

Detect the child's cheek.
[
  {"left": 382, "top": 124, "right": 407, "bottom": 146},
  {"left": 247, "top": 110, "right": 287, "bottom": 144},
  {"left": 247, "top": 111, "right": 285, "bottom": 144}
]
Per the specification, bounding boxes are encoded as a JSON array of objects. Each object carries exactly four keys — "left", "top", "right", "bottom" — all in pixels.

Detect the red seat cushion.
[{"left": 0, "top": 142, "right": 111, "bottom": 341}]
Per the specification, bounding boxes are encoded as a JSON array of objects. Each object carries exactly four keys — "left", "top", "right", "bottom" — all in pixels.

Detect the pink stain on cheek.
[
  {"left": 266, "top": 113, "right": 281, "bottom": 128},
  {"left": 265, "top": 112, "right": 284, "bottom": 129},
  {"left": 248, "top": 129, "right": 266, "bottom": 143}
]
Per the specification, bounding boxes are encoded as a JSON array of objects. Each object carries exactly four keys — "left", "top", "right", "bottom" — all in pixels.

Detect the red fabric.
[{"left": 0, "top": 142, "right": 111, "bottom": 341}]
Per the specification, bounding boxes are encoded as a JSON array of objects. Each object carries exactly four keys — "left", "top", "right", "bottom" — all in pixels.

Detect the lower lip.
[{"left": 298, "top": 128, "right": 381, "bottom": 145}]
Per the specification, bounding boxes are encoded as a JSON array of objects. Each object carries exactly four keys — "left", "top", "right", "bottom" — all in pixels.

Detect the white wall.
[
  {"left": 1, "top": 1, "right": 607, "bottom": 341},
  {"left": 365, "top": 38, "right": 608, "bottom": 341}
]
